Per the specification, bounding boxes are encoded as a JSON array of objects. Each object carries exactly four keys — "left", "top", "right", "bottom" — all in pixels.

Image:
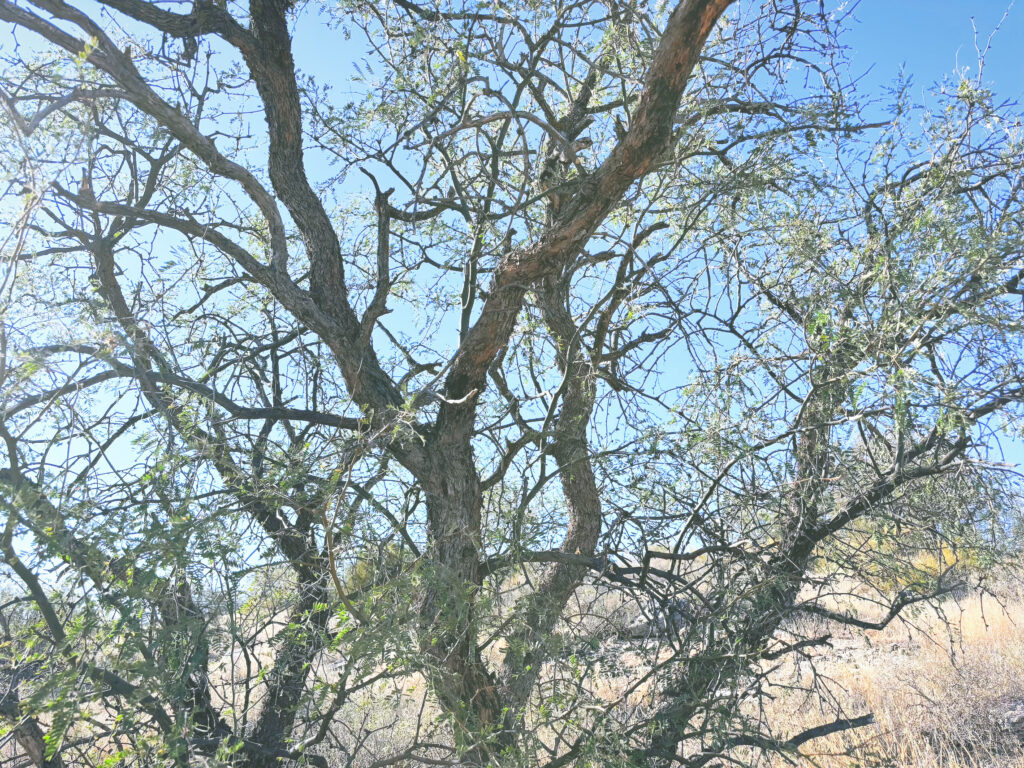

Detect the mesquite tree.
[{"left": 1, "top": 0, "right": 1022, "bottom": 766}]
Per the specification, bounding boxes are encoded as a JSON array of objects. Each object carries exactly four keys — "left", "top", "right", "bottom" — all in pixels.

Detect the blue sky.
[
  {"left": 4, "top": 0, "right": 1021, "bottom": 468},
  {"left": 293, "top": 3, "right": 1024, "bottom": 91},
  {"left": 844, "top": 2, "right": 1023, "bottom": 96},
  {"left": 0, "top": 1, "right": 1021, "bottom": 576},
  {"left": 285, "top": 0, "right": 1024, "bottom": 466},
  {"left": 289, "top": 1, "right": 1024, "bottom": 189},
  {"left": 843, "top": 2, "right": 1024, "bottom": 466}
]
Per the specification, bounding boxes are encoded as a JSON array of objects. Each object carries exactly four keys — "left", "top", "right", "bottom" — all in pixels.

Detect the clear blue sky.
[{"left": 844, "top": 2, "right": 1023, "bottom": 96}]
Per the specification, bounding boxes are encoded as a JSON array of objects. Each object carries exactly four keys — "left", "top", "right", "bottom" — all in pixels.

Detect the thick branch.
[{"left": 438, "top": 0, "right": 735, "bottom": 412}]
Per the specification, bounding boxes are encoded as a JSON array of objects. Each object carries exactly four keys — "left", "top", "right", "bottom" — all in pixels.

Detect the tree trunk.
[{"left": 418, "top": 416, "right": 508, "bottom": 764}]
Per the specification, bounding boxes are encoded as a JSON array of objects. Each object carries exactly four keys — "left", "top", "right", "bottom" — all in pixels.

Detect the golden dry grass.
[
  {"left": 762, "top": 589, "right": 1024, "bottom": 768},
  {"left": 26, "top": 577, "right": 1023, "bottom": 768}
]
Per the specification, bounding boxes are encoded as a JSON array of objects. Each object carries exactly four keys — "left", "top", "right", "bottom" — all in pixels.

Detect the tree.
[{"left": 0, "top": 0, "right": 1022, "bottom": 766}]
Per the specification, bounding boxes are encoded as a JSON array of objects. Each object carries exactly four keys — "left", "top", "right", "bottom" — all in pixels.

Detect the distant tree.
[{"left": 1, "top": 1, "right": 1022, "bottom": 767}]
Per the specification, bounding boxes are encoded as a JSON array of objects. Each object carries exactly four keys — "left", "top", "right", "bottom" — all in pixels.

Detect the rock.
[
  {"left": 998, "top": 698, "right": 1024, "bottom": 740},
  {"left": 621, "top": 597, "right": 693, "bottom": 640}
]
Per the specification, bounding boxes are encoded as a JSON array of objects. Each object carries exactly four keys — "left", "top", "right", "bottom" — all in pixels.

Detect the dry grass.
[
  {"left": 214, "top": 579, "right": 1024, "bottom": 768},
  {"left": 761, "top": 588, "right": 1024, "bottom": 768},
  {"left": 22, "top": 574, "right": 1023, "bottom": 768}
]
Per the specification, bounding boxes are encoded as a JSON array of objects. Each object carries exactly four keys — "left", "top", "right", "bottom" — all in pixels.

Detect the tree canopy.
[{"left": 0, "top": 0, "right": 1022, "bottom": 766}]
